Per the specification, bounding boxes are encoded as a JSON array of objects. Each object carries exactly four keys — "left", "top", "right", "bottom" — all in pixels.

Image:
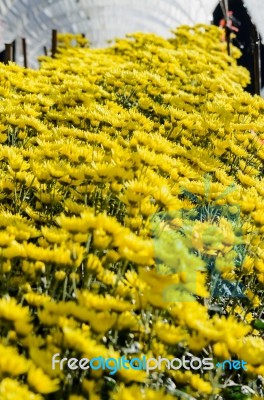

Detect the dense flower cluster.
[{"left": 0, "top": 25, "right": 263, "bottom": 400}]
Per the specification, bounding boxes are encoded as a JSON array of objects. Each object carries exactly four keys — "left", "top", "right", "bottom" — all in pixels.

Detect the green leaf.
[{"left": 253, "top": 319, "right": 264, "bottom": 330}]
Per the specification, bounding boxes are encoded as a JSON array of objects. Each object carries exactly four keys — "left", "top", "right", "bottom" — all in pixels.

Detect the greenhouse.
[{"left": 0, "top": 1, "right": 263, "bottom": 400}]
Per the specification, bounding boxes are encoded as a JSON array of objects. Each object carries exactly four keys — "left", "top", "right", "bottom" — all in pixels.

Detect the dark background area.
[{"left": 213, "top": 0, "right": 264, "bottom": 94}]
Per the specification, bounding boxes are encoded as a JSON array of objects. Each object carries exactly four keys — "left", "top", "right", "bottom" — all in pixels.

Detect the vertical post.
[
  {"left": 51, "top": 29, "right": 57, "bottom": 58},
  {"left": 223, "top": 0, "right": 229, "bottom": 15},
  {"left": 225, "top": 25, "right": 231, "bottom": 56},
  {"left": 221, "top": 0, "right": 231, "bottom": 56},
  {"left": 12, "top": 40, "right": 16, "bottom": 62},
  {"left": 22, "top": 38, "right": 28, "bottom": 68},
  {"left": 81, "top": 33, "right": 86, "bottom": 47},
  {"left": 224, "top": 0, "right": 231, "bottom": 56},
  {"left": 43, "top": 46, "right": 48, "bottom": 56},
  {"left": 4, "top": 43, "right": 12, "bottom": 64},
  {"left": 252, "top": 25, "right": 261, "bottom": 95}
]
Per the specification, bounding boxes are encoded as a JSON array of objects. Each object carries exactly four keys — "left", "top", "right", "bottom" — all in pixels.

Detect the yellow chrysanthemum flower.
[{"left": 27, "top": 367, "right": 60, "bottom": 394}]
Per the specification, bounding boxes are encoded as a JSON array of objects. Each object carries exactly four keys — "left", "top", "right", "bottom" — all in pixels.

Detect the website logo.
[
  {"left": 52, "top": 354, "right": 215, "bottom": 375},
  {"left": 216, "top": 359, "right": 247, "bottom": 370},
  {"left": 52, "top": 354, "right": 247, "bottom": 375}
]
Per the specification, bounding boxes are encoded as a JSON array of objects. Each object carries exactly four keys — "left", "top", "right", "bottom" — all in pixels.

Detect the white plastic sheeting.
[
  {"left": 243, "top": 0, "right": 264, "bottom": 42},
  {"left": 0, "top": 0, "right": 217, "bottom": 67},
  {"left": 0, "top": 0, "right": 263, "bottom": 67}
]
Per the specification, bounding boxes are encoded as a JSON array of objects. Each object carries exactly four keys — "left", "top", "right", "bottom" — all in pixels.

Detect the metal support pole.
[
  {"left": 22, "top": 38, "right": 28, "bottom": 68},
  {"left": 221, "top": 0, "right": 231, "bottom": 55},
  {"left": 12, "top": 40, "right": 16, "bottom": 62},
  {"left": 4, "top": 43, "right": 12, "bottom": 64},
  {"left": 252, "top": 25, "right": 261, "bottom": 95},
  {"left": 51, "top": 29, "right": 57, "bottom": 58},
  {"left": 43, "top": 46, "right": 48, "bottom": 56},
  {"left": 226, "top": 26, "right": 231, "bottom": 56}
]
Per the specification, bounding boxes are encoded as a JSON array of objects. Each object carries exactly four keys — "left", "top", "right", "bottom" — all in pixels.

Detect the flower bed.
[{"left": 0, "top": 25, "right": 263, "bottom": 400}]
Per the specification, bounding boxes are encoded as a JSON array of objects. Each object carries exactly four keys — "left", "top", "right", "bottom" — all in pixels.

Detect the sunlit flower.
[{"left": 27, "top": 367, "right": 60, "bottom": 394}]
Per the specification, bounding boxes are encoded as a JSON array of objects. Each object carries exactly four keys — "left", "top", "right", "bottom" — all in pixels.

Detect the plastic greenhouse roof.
[{"left": 0, "top": 0, "right": 263, "bottom": 68}]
